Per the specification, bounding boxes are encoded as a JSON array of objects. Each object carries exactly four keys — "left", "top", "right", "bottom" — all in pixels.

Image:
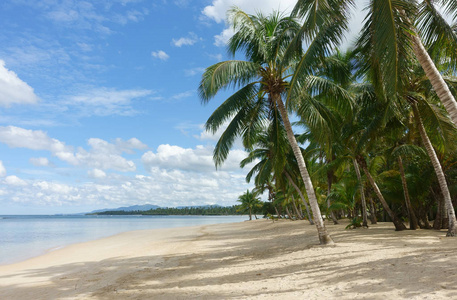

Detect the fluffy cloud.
[
  {"left": 4, "top": 175, "right": 27, "bottom": 186},
  {"left": 151, "top": 50, "right": 170, "bottom": 61},
  {"left": 0, "top": 60, "right": 39, "bottom": 107},
  {"left": 142, "top": 144, "right": 250, "bottom": 172},
  {"left": 0, "top": 126, "right": 146, "bottom": 172},
  {"left": 172, "top": 32, "right": 199, "bottom": 47},
  {"left": 202, "top": 0, "right": 296, "bottom": 23},
  {"left": 0, "top": 169, "right": 253, "bottom": 209},
  {"left": 214, "top": 28, "right": 234, "bottom": 47},
  {"left": 0, "top": 161, "right": 6, "bottom": 177}
]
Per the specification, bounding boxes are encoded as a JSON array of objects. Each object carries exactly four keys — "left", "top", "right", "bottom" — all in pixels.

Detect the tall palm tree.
[
  {"left": 354, "top": 0, "right": 457, "bottom": 126},
  {"left": 237, "top": 189, "right": 262, "bottom": 220},
  {"left": 199, "top": 8, "right": 341, "bottom": 244}
]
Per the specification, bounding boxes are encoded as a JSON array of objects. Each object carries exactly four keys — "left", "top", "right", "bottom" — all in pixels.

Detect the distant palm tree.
[{"left": 237, "top": 189, "right": 262, "bottom": 221}]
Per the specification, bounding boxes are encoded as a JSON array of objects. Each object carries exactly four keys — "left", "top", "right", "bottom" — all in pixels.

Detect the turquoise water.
[{"left": 0, "top": 215, "right": 247, "bottom": 265}]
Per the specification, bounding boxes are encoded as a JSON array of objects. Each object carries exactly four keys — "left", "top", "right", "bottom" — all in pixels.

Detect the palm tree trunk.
[
  {"left": 356, "top": 155, "right": 406, "bottom": 231},
  {"left": 327, "top": 170, "right": 339, "bottom": 224},
  {"left": 368, "top": 196, "right": 377, "bottom": 224},
  {"left": 274, "top": 206, "right": 280, "bottom": 218},
  {"left": 285, "top": 206, "right": 293, "bottom": 219},
  {"left": 397, "top": 156, "right": 418, "bottom": 230},
  {"left": 291, "top": 195, "right": 303, "bottom": 220},
  {"left": 275, "top": 94, "right": 333, "bottom": 245},
  {"left": 353, "top": 158, "right": 368, "bottom": 228},
  {"left": 411, "top": 34, "right": 457, "bottom": 127},
  {"left": 412, "top": 103, "right": 457, "bottom": 236},
  {"left": 284, "top": 171, "right": 314, "bottom": 224},
  {"left": 433, "top": 196, "right": 443, "bottom": 230},
  {"left": 249, "top": 207, "right": 252, "bottom": 221}
]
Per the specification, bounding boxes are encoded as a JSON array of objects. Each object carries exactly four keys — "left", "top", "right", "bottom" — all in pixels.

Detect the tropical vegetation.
[{"left": 199, "top": 0, "right": 457, "bottom": 244}]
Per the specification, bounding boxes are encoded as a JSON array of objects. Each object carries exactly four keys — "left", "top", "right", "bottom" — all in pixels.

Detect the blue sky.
[{"left": 0, "top": 0, "right": 367, "bottom": 214}]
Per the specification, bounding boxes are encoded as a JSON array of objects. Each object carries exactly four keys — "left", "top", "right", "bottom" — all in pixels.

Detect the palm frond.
[{"left": 199, "top": 60, "right": 259, "bottom": 102}]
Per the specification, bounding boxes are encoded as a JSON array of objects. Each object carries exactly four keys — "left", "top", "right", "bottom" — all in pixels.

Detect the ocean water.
[{"left": 0, "top": 215, "right": 247, "bottom": 265}]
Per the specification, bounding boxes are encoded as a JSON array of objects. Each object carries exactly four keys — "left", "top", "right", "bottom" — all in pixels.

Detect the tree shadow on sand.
[{"left": 1, "top": 220, "right": 456, "bottom": 299}]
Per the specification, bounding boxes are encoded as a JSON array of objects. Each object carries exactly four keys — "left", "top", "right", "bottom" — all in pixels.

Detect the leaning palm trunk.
[
  {"left": 397, "top": 156, "right": 418, "bottom": 230},
  {"left": 411, "top": 34, "right": 457, "bottom": 127},
  {"left": 275, "top": 94, "right": 334, "bottom": 245},
  {"left": 285, "top": 206, "right": 293, "bottom": 219},
  {"left": 412, "top": 103, "right": 457, "bottom": 236},
  {"left": 352, "top": 158, "right": 368, "bottom": 228},
  {"left": 284, "top": 171, "right": 314, "bottom": 224},
  {"left": 291, "top": 195, "right": 303, "bottom": 220},
  {"left": 356, "top": 155, "right": 407, "bottom": 231}
]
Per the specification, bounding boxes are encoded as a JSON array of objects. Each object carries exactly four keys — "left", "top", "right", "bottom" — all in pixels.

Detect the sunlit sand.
[{"left": 1, "top": 220, "right": 456, "bottom": 299}]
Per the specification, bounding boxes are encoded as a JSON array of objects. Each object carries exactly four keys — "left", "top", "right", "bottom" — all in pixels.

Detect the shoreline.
[
  {"left": 1, "top": 219, "right": 456, "bottom": 299},
  {"left": 0, "top": 215, "right": 247, "bottom": 266}
]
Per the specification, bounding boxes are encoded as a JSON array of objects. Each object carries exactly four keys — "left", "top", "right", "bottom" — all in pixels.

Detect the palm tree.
[
  {"left": 199, "top": 8, "right": 339, "bottom": 244},
  {"left": 292, "top": 0, "right": 457, "bottom": 127},
  {"left": 237, "top": 189, "right": 262, "bottom": 221},
  {"left": 240, "top": 124, "right": 314, "bottom": 224},
  {"left": 353, "top": 0, "right": 457, "bottom": 127}
]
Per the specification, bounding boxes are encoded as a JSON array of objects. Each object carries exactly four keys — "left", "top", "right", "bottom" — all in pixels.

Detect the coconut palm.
[
  {"left": 354, "top": 0, "right": 457, "bottom": 126},
  {"left": 240, "top": 124, "right": 314, "bottom": 224},
  {"left": 292, "top": 0, "right": 457, "bottom": 127},
  {"left": 237, "top": 189, "right": 262, "bottom": 221},
  {"left": 198, "top": 8, "right": 343, "bottom": 244}
]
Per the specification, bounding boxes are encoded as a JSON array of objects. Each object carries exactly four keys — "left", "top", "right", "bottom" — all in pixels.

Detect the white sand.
[{"left": 1, "top": 219, "right": 456, "bottom": 299}]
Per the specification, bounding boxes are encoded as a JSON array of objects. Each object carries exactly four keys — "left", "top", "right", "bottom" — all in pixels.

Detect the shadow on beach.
[{"left": 1, "top": 220, "right": 456, "bottom": 299}]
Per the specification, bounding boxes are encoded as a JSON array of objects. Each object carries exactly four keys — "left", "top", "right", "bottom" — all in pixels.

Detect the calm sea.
[{"left": 0, "top": 215, "right": 247, "bottom": 265}]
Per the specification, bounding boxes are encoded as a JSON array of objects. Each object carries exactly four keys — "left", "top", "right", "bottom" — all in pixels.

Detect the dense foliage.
[{"left": 199, "top": 1, "right": 457, "bottom": 242}]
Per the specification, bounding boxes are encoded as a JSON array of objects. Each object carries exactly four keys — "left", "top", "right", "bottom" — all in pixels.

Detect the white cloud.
[
  {"left": 202, "top": 0, "right": 296, "bottom": 24},
  {"left": 0, "top": 126, "right": 146, "bottom": 172},
  {"left": 172, "top": 32, "right": 199, "bottom": 47},
  {"left": 142, "top": 144, "right": 249, "bottom": 172},
  {"left": 0, "top": 60, "right": 39, "bottom": 107},
  {"left": 66, "top": 87, "right": 154, "bottom": 117},
  {"left": 151, "top": 50, "right": 170, "bottom": 61},
  {"left": 0, "top": 169, "right": 254, "bottom": 209},
  {"left": 214, "top": 28, "right": 234, "bottom": 47},
  {"left": 30, "top": 157, "right": 52, "bottom": 167},
  {"left": 4, "top": 175, "right": 27, "bottom": 186},
  {"left": 0, "top": 126, "right": 74, "bottom": 153},
  {"left": 0, "top": 161, "right": 6, "bottom": 177},
  {"left": 88, "top": 168, "right": 107, "bottom": 179}
]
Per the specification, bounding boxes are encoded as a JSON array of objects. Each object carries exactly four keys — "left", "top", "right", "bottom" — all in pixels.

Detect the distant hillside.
[
  {"left": 89, "top": 204, "right": 242, "bottom": 216},
  {"left": 90, "top": 204, "right": 160, "bottom": 213}
]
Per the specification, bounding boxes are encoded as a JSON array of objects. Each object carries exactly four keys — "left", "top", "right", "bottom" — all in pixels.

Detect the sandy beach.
[{"left": 1, "top": 219, "right": 456, "bottom": 299}]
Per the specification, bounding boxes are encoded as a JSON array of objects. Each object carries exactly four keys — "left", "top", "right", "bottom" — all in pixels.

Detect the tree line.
[{"left": 89, "top": 206, "right": 244, "bottom": 216}]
